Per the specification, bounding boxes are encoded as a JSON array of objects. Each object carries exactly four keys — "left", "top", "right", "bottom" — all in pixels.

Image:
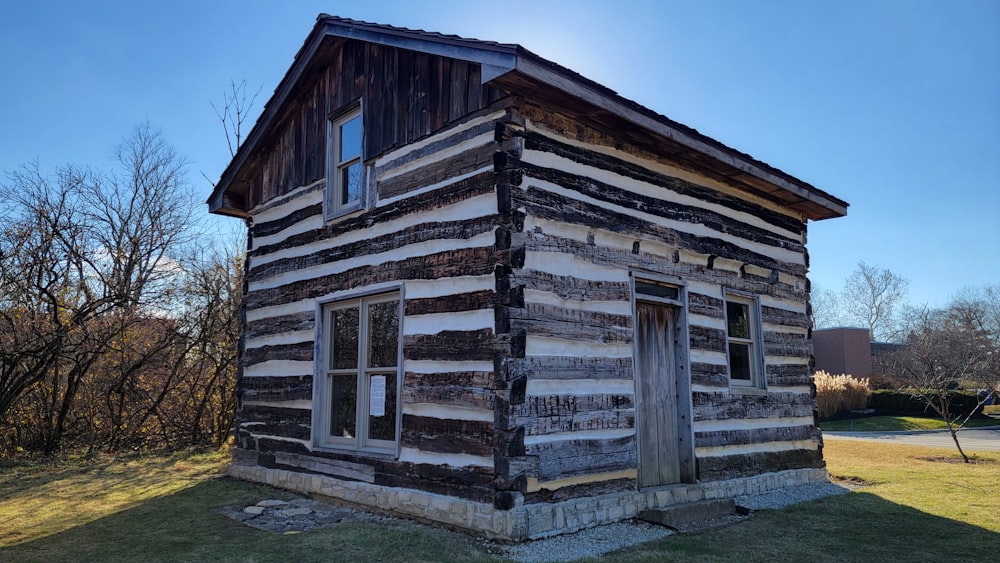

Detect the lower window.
[
  {"left": 319, "top": 292, "right": 400, "bottom": 452},
  {"left": 725, "top": 293, "right": 764, "bottom": 389}
]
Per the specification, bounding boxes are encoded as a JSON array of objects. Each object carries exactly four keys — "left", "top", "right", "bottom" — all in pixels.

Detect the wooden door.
[{"left": 635, "top": 301, "right": 683, "bottom": 487}]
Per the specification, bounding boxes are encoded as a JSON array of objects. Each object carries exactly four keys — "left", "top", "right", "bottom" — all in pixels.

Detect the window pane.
[
  {"left": 729, "top": 342, "right": 752, "bottom": 380},
  {"left": 340, "top": 162, "right": 362, "bottom": 205},
  {"left": 330, "top": 373, "right": 357, "bottom": 438},
  {"left": 367, "top": 301, "right": 399, "bottom": 368},
  {"left": 727, "top": 301, "right": 751, "bottom": 339},
  {"left": 367, "top": 373, "right": 397, "bottom": 441},
  {"left": 331, "top": 307, "right": 359, "bottom": 370},
  {"left": 339, "top": 115, "right": 361, "bottom": 161},
  {"left": 635, "top": 281, "right": 679, "bottom": 300}
]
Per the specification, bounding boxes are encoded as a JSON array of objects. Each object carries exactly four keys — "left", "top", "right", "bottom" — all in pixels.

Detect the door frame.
[{"left": 630, "top": 271, "right": 696, "bottom": 487}]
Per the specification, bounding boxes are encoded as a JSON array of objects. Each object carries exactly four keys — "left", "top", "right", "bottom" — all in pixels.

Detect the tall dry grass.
[{"left": 815, "top": 371, "right": 871, "bottom": 418}]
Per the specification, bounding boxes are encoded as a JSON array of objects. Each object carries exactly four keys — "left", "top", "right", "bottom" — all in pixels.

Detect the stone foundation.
[{"left": 228, "top": 458, "right": 828, "bottom": 540}]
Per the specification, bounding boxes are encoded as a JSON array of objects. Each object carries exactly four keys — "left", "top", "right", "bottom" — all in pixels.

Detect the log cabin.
[{"left": 207, "top": 14, "right": 848, "bottom": 540}]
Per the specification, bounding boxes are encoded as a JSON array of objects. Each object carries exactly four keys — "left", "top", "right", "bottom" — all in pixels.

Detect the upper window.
[
  {"left": 318, "top": 292, "right": 400, "bottom": 453},
  {"left": 725, "top": 294, "right": 764, "bottom": 389},
  {"left": 325, "top": 106, "right": 363, "bottom": 219}
]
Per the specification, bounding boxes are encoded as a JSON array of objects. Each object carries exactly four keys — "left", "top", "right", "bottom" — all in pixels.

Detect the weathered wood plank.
[
  {"left": 519, "top": 185, "right": 806, "bottom": 277},
  {"left": 500, "top": 356, "right": 634, "bottom": 381},
  {"left": 248, "top": 215, "right": 497, "bottom": 284},
  {"left": 689, "top": 325, "right": 726, "bottom": 354},
  {"left": 273, "top": 452, "right": 376, "bottom": 483},
  {"left": 239, "top": 405, "right": 312, "bottom": 441},
  {"left": 509, "top": 303, "right": 632, "bottom": 344},
  {"left": 403, "top": 329, "right": 496, "bottom": 361},
  {"left": 690, "top": 362, "right": 729, "bottom": 388},
  {"left": 528, "top": 435, "right": 637, "bottom": 481},
  {"left": 514, "top": 394, "right": 635, "bottom": 436},
  {"left": 766, "top": 364, "right": 813, "bottom": 387},
  {"left": 400, "top": 415, "right": 492, "bottom": 456},
  {"left": 240, "top": 375, "right": 313, "bottom": 402},
  {"left": 245, "top": 311, "right": 315, "bottom": 341},
  {"left": 246, "top": 246, "right": 495, "bottom": 310},
  {"left": 694, "top": 424, "right": 818, "bottom": 448},
  {"left": 378, "top": 141, "right": 497, "bottom": 200},
  {"left": 689, "top": 292, "right": 724, "bottom": 318},
  {"left": 764, "top": 331, "right": 811, "bottom": 357},
  {"left": 404, "top": 290, "right": 495, "bottom": 316},
  {"left": 697, "top": 449, "right": 823, "bottom": 481},
  {"left": 244, "top": 341, "right": 314, "bottom": 367},
  {"left": 251, "top": 170, "right": 495, "bottom": 258},
  {"left": 692, "top": 391, "right": 815, "bottom": 422}
]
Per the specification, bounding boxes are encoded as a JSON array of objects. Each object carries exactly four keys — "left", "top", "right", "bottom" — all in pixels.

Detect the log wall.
[
  {"left": 236, "top": 105, "right": 516, "bottom": 504},
  {"left": 494, "top": 102, "right": 823, "bottom": 502}
]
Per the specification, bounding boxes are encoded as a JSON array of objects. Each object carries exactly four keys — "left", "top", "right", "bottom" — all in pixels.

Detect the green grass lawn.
[
  {"left": 1, "top": 442, "right": 998, "bottom": 562},
  {"left": 820, "top": 415, "right": 1000, "bottom": 432}
]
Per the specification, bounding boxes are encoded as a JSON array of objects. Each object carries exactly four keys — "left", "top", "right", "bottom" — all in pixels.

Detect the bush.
[
  {"left": 868, "top": 389, "right": 986, "bottom": 418},
  {"left": 814, "top": 371, "right": 871, "bottom": 419}
]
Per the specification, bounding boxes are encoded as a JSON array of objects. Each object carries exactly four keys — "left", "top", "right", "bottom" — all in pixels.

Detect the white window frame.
[
  {"left": 324, "top": 104, "right": 364, "bottom": 221},
  {"left": 314, "top": 290, "right": 402, "bottom": 454},
  {"left": 724, "top": 292, "right": 766, "bottom": 390}
]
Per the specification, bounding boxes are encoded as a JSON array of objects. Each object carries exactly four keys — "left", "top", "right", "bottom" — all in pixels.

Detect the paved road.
[{"left": 824, "top": 426, "right": 1000, "bottom": 452}]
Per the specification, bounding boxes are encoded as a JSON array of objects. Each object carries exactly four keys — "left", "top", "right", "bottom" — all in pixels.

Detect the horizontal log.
[
  {"left": 400, "top": 415, "right": 493, "bottom": 456},
  {"left": 246, "top": 246, "right": 496, "bottom": 310},
  {"left": 689, "top": 292, "right": 724, "bottom": 318},
  {"left": 689, "top": 325, "right": 726, "bottom": 354},
  {"left": 694, "top": 424, "right": 818, "bottom": 448},
  {"left": 244, "top": 341, "right": 314, "bottom": 367},
  {"left": 519, "top": 185, "right": 805, "bottom": 277},
  {"left": 499, "top": 356, "right": 633, "bottom": 382},
  {"left": 528, "top": 434, "right": 637, "bottom": 481},
  {"left": 512, "top": 121, "right": 805, "bottom": 236},
  {"left": 402, "top": 385, "right": 495, "bottom": 411},
  {"left": 251, "top": 170, "right": 495, "bottom": 258},
  {"left": 692, "top": 391, "right": 815, "bottom": 422},
  {"left": 376, "top": 463, "right": 494, "bottom": 504},
  {"left": 697, "top": 448, "right": 823, "bottom": 482},
  {"left": 763, "top": 331, "right": 811, "bottom": 357},
  {"left": 515, "top": 398, "right": 635, "bottom": 436},
  {"left": 240, "top": 375, "right": 313, "bottom": 402},
  {"left": 239, "top": 405, "right": 312, "bottom": 441},
  {"left": 273, "top": 451, "right": 376, "bottom": 483},
  {"left": 524, "top": 477, "right": 636, "bottom": 503},
  {"left": 405, "top": 290, "right": 495, "bottom": 316},
  {"left": 766, "top": 364, "right": 813, "bottom": 387},
  {"left": 403, "top": 328, "right": 497, "bottom": 361},
  {"left": 517, "top": 140, "right": 803, "bottom": 253},
  {"left": 379, "top": 140, "right": 497, "bottom": 200},
  {"left": 510, "top": 304, "right": 631, "bottom": 344},
  {"left": 375, "top": 119, "right": 498, "bottom": 177},
  {"left": 515, "top": 270, "right": 632, "bottom": 302},
  {"left": 254, "top": 202, "right": 322, "bottom": 239},
  {"left": 690, "top": 362, "right": 729, "bottom": 388},
  {"left": 245, "top": 311, "right": 315, "bottom": 341},
  {"left": 248, "top": 215, "right": 497, "bottom": 284},
  {"left": 761, "top": 305, "right": 811, "bottom": 329}
]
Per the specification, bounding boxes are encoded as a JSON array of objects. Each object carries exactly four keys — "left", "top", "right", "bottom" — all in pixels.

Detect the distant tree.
[
  {"left": 0, "top": 124, "right": 196, "bottom": 453},
  {"left": 840, "top": 261, "right": 910, "bottom": 342},
  {"left": 887, "top": 302, "right": 998, "bottom": 462},
  {"left": 810, "top": 282, "right": 844, "bottom": 329}
]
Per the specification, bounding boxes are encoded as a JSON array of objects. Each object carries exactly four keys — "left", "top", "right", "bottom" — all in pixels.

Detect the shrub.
[
  {"left": 868, "top": 389, "right": 986, "bottom": 418},
  {"left": 814, "top": 371, "right": 871, "bottom": 419}
]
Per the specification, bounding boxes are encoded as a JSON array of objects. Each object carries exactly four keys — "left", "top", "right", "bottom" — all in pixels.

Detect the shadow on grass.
[
  {"left": 608, "top": 491, "right": 1000, "bottom": 562},
  {"left": 3, "top": 476, "right": 999, "bottom": 562},
  {"left": 0, "top": 477, "right": 496, "bottom": 563}
]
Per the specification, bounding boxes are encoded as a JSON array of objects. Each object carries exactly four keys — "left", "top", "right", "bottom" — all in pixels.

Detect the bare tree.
[
  {"left": 887, "top": 303, "right": 998, "bottom": 462},
  {"left": 211, "top": 79, "right": 263, "bottom": 158},
  {"left": 810, "top": 282, "right": 844, "bottom": 329},
  {"left": 0, "top": 124, "right": 197, "bottom": 453},
  {"left": 840, "top": 261, "right": 910, "bottom": 342}
]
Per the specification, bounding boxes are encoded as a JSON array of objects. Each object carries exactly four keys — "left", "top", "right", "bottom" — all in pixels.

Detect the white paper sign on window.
[{"left": 369, "top": 375, "right": 386, "bottom": 417}]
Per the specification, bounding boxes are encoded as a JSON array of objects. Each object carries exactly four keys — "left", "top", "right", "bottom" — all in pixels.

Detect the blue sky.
[{"left": 2, "top": 0, "right": 997, "bottom": 307}]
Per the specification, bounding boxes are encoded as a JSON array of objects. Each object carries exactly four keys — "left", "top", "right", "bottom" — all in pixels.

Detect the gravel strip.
[{"left": 493, "top": 482, "right": 855, "bottom": 562}]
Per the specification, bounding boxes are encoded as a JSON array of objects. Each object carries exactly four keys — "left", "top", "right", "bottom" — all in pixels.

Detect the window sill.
[
  {"left": 323, "top": 203, "right": 363, "bottom": 223},
  {"left": 311, "top": 443, "right": 399, "bottom": 461}
]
